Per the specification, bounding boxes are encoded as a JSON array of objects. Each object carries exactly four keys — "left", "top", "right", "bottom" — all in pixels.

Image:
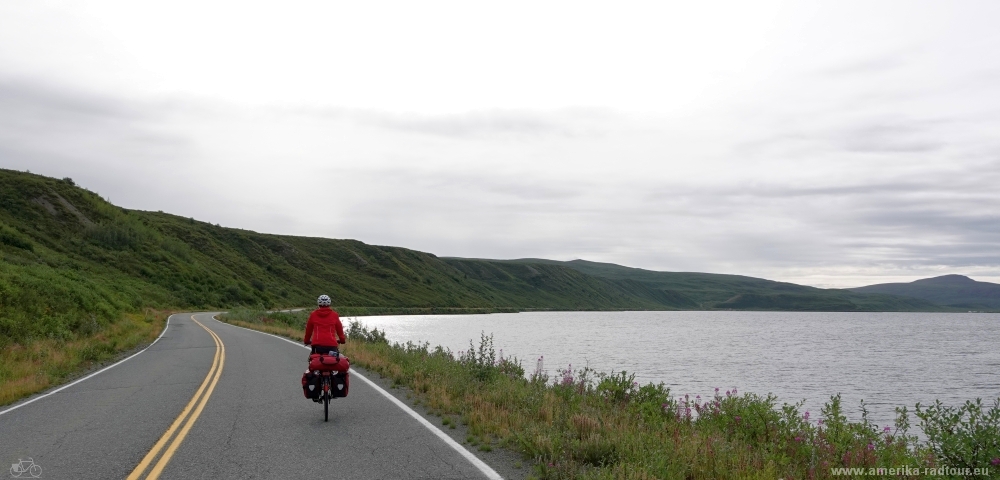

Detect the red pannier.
[
  {"left": 301, "top": 372, "right": 320, "bottom": 400},
  {"left": 301, "top": 370, "right": 350, "bottom": 399},
  {"left": 308, "top": 353, "right": 350, "bottom": 373},
  {"left": 330, "top": 371, "right": 349, "bottom": 398}
]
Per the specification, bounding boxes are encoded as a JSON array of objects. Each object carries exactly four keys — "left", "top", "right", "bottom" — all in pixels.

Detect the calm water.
[{"left": 355, "top": 311, "right": 1000, "bottom": 428}]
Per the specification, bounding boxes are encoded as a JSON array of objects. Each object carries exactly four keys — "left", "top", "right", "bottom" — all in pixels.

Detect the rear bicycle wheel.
[{"left": 323, "top": 378, "right": 330, "bottom": 422}]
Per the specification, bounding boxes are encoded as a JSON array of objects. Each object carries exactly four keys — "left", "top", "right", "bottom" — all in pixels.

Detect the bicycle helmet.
[{"left": 317, "top": 294, "right": 332, "bottom": 307}]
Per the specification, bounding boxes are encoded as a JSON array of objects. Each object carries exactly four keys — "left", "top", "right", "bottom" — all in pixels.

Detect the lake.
[{"left": 353, "top": 311, "right": 1000, "bottom": 429}]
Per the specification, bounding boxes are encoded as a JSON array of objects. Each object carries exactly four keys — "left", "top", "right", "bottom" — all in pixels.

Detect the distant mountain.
[
  {"left": 498, "top": 259, "right": 943, "bottom": 312},
  {"left": 850, "top": 275, "right": 1000, "bottom": 310}
]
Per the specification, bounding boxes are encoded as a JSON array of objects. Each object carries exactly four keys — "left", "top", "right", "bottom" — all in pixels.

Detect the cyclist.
[{"left": 304, "top": 294, "right": 346, "bottom": 354}]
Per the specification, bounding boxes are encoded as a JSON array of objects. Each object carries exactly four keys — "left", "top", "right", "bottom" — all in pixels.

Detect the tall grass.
[{"left": 0, "top": 310, "right": 168, "bottom": 406}]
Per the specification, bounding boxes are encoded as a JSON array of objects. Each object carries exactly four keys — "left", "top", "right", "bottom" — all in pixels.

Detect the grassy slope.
[{"left": 0, "top": 170, "right": 684, "bottom": 348}]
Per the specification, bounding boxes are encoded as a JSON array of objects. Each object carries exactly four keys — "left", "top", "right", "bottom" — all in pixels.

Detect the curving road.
[{"left": 0, "top": 313, "right": 510, "bottom": 479}]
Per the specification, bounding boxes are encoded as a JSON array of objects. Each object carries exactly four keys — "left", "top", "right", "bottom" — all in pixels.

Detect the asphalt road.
[{"left": 0, "top": 313, "right": 507, "bottom": 479}]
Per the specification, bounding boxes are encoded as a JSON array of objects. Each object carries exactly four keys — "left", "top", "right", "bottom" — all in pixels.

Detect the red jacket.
[{"left": 303, "top": 307, "right": 345, "bottom": 347}]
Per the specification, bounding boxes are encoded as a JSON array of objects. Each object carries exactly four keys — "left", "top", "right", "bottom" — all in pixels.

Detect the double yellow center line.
[{"left": 128, "top": 315, "right": 225, "bottom": 480}]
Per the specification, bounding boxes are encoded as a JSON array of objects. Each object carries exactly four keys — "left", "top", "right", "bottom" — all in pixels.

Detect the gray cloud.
[
  {"left": 627, "top": 156, "right": 1000, "bottom": 277},
  {"left": 0, "top": 81, "right": 132, "bottom": 124},
  {"left": 369, "top": 110, "right": 574, "bottom": 138},
  {"left": 837, "top": 122, "right": 944, "bottom": 153},
  {"left": 281, "top": 105, "right": 619, "bottom": 139},
  {"left": 0, "top": 78, "right": 201, "bottom": 214},
  {"left": 736, "top": 116, "right": 955, "bottom": 156},
  {"left": 815, "top": 50, "right": 911, "bottom": 77},
  {"left": 0, "top": 78, "right": 187, "bottom": 155}
]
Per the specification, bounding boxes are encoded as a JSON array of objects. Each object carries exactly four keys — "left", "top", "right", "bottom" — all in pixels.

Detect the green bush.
[
  {"left": 0, "top": 263, "right": 137, "bottom": 345},
  {"left": 346, "top": 320, "right": 388, "bottom": 344},
  {"left": 0, "top": 224, "right": 33, "bottom": 251},
  {"left": 85, "top": 217, "right": 160, "bottom": 251},
  {"left": 457, "top": 332, "right": 524, "bottom": 382},
  {"left": 916, "top": 397, "right": 1000, "bottom": 471}
]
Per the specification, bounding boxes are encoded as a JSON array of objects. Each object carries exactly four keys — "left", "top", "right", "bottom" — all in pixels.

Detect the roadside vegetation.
[
  {"left": 0, "top": 310, "right": 168, "bottom": 406},
  {"left": 220, "top": 311, "right": 1000, "bottom": 479}
]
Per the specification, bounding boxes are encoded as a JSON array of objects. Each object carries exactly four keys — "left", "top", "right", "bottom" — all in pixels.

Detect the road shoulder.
[{"left": 350, "top": 362, "right": 532, "bottom": 480}]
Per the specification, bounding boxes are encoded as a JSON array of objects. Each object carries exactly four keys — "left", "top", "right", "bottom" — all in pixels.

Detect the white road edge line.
[
  {"left": 213, "top": 316, "right": 504, "bottom": 480},
  {"left": 0, "top": 314, "right": 175, "bottom": 417}
]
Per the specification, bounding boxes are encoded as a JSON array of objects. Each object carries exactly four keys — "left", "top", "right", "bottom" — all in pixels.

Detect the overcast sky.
[{"left": 2, "top": 1, "right": 999, "bottom": 288}]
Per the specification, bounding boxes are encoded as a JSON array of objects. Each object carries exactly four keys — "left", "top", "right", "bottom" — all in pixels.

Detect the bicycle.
[{"left": 306, "top": 348, "right": 350, "bottom": 422}]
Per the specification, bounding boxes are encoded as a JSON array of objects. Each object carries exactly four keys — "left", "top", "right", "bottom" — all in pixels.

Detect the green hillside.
[
  {"left": 0, "top": 169, "right": 683, "bottom": 345},
  {"left": 0, "top": 169, "right": 949, "bottom": 345},
  {"left": 850, "top": 274, "right": 1000, "bottom": 310}
]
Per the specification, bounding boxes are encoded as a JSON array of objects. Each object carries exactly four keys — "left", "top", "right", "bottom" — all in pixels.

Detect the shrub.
[
  {"left": 85, "top": 218, "right": 158, "bottom": 250},
  {"left": 346, "top": 320, "right": 388, "bottom": 344},
  {"left": 916, "top": 397, "right": 1000, "bottom": 471},
  {"left": 459, "top": 331, "right": 497, "bottom": 382},
  {"left": 0, "top": 224, "right": 34, "bottom": 251}
]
